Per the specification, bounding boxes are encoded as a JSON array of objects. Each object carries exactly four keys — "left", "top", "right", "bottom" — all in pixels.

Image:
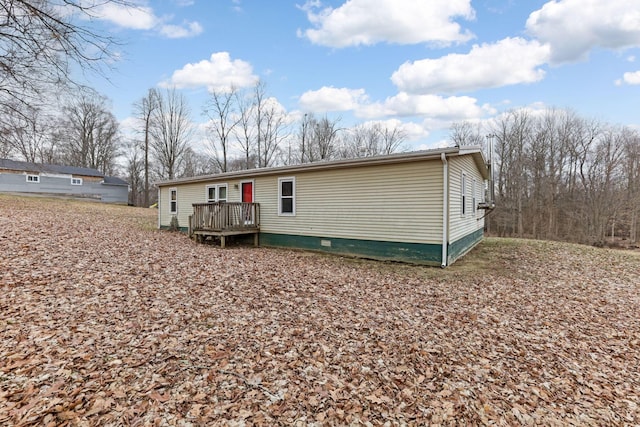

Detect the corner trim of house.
[{"left": 447, "top": 229, "right": 484, "bottom": 265}]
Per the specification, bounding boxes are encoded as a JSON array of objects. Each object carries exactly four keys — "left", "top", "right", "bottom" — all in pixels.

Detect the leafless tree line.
[
  {"left": 0, "top": 1, "right": 407, "bottom": 207},
  {"left": 202, "top": 82, "right": 408, "bottom": 172},
  {"left": 452, "top": 109, "right": 640, "bottom": 246},
  {"left": 125, "top": 81, "right": 407, "bottom": 206},
  {"left": 0, "top": 89, "right": 120, "bottom": 175},
  {"left": 0, "top": 0, "right": 123, "bottom": 116}
]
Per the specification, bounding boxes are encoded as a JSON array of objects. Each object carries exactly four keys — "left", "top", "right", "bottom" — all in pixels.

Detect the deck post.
[
  {"left": 220, "top": 235, "right": 226, "bottom": 249},
  {"left": 254, "top": 232, "right": 259, "bottom": 247}
]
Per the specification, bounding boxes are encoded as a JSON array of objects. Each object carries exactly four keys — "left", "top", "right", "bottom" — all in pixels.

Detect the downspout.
[{"left": 441, "top": 153, "right": 448, "bottom": 268}]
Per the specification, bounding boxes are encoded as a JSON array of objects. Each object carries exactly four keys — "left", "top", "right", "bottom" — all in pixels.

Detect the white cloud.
[
  {"left": 299, "top": 0, "right": 474, "bottom": 48},
  {"left": 526, "top": 0, "right": 640, "bottom": 63},
  {"left": 391, "top": 37, "right": 550, "bottom": 94},
  {"left": 400, "top": 121, "right": 431, "bottom": 142},
  {"left": 88, "top": 1, "right": 202, "bottom": 39},
  {"left": 615, "top": 70, "right": 640, "bottom": 86},
  {"left": 93, "top": 3, "right": 158, "bottom": 30},
  {"left": 118, "top": 116, "right": 139, "bottom": 139},
  {"left": 298, "top": 85, "right": 492, "bottom": 123},
  {"left": 161, "top": 52, "right": 258, "bottom": 92},
  {"left": 231, "top": 0, "right": 243, "bottom": 13},
  {"left": 357, "top": 92, "right": 492, "bottom": 120},
  {"left": 160, "top": 21, "right": 203, "bottom": 38},
  {"left": 299, "top": 86, "right": 368, "bottom": 112}
]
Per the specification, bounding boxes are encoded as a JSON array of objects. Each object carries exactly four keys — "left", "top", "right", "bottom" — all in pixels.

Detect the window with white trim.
[
  {"left": 26, "top": 174, "right": 39, "bottom": 183},
  {"left": 278, "top": 177, "right": 295, "bottom": 216},
  {"left": 206, "top": 184, "right": 228, "bottom": 202},
  {"left": 170, "top": 188, "right": 177, "bottom": 214},
  {"left": 461, "top": 172, "right": 467, "bottom": 215},
  {"left": 71, "top": 177, "right": 83, "bottom": 185},
  {"left": 472, "top": 178, "right": 477, "bottom": 214}
]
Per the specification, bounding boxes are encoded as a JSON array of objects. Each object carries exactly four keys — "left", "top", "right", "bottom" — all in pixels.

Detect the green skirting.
[
  {"left": 159, "top": 226, "right": 484, "bottom": 267},
  {"left": 447, "top": 228, "right": 484, "bottom": 264},
  {"left": 259, "top": 233, "right": 442, "bottom": 265},
  {"left": 159, "top": 225, "right": 189, "bottom": 233}
]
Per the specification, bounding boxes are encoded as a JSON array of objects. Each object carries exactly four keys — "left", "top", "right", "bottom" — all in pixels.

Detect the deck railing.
[{"left": 189, "top": 202, "right": 260, "bottom": 234}]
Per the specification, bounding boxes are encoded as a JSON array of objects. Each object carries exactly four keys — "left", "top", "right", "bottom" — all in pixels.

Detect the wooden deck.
[{"left": 188, "top": 202, "right": 260, "bottom": 248}]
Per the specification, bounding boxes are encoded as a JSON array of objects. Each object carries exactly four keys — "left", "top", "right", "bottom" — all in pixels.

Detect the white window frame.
[
  {"left": 205, "top": 183, "right": 228, "bottom": 203},
  {"left": 461, "top": 172, "right": 467, "bottom": 216},
  {"left": 71, "top": 177, "right": 83, "bottom": 186},
  {"left": 169, "top": 188, "right": 177, "bottom": 215},
  {"left": 472, "top": 178, "right": 477, "bottom": 214},
  {"left": 26, "top": 174, "right": 39, "bottom": 183},
  {"left": 278, "top": 176, "right": 296, "bottom": 216}
]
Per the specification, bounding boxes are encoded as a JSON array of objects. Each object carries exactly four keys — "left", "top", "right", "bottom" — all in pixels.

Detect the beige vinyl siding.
[
  {"left": 448, "top": 156, "right": 485, "bottom": 243},
  {"left": 158, "top": 155, "right": 487, "bottom": 245},
  {"left": 256, "top": 160, "right": 444, "bottom": 244},
  {"left": 159, "top": 179, "right": 243, "bottom": 228},
  {"left": 160, "top": 160, "right": 444, "bottom": 243}
]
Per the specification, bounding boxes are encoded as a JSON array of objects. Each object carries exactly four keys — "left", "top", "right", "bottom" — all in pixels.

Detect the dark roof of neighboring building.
[
  {"left": 0, "top": 158, "right": 128, "bottom": 185},
  {"left": 102, "top": 175, "right": 129, "bottom": 186},
  {"left": 0, "top": 158, "right": 103, "bottom": 177}
]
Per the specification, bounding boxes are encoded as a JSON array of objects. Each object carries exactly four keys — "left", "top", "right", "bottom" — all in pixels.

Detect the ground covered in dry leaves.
[{"left": 1, "top": 195, "right": 639, "bottom": 426}]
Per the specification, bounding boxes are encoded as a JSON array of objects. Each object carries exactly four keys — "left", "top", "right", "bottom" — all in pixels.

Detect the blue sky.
[{"left": 82, "top": 0, "right": 640, "bottom": 151}]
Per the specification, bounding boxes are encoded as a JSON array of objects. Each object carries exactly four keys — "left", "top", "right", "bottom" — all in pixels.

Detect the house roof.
[
  {"left": 156, "top": 145, "right": 490, "bottom": 186},
  {"left": 0, "top": 158, "right": 128, "bottom": 185},
  {"left": 0, "top": 158, "right": 104, "bottom": 177},
  {"left": 102, "top": 176, "right": 129, "bottom": 186}
]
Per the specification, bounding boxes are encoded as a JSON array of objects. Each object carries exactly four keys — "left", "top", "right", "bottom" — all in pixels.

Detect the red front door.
[
  {"left": 241, "top": 182, "right": 254, "bottom": 224},
  {"left": 241, "top": 182, "right": 253, "bottom": 203}
]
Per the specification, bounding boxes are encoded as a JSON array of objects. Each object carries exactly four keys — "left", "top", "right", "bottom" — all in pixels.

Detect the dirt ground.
[{"left": 1, "top": 195, "right": 639, "bottom": 426}]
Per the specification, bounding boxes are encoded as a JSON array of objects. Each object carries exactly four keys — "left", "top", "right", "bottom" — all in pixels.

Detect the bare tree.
[
  {"left": 149, "top": 88, "right": 193, "bottom": 180},
  {"left": 315, "top": 116, "right": 341, "bottom": 161},
  {"left": 204, "top": 87, "right": 241, "bottom": 172},
  {"left": 181, "top": 147, "right": 213, "bottom": 177},
  {"left": 0, "top": 131, "right": 12, "bottom": 158},
  {"left": 133, "top": 89, "right": 160, "bottom": 207},
  {"left": 341, "top": 123, "right": 381, "bottom": 158},
  {"left": 59, "top": 91, "right": 121, "bottom": 174},
  {"left": 0, "top": 105, "right": 53, "bottom": 163},
  {"left": 579, "top": 126, "right": 624, "bottom": 243},
  {"left": 299, "top": 114, "right": 342, "bottom": 162},
  {"left": 379, "top": 123, "right": 407, "bottom": 155},
  {"left": 124, "top": 140, "right": 144, "bottom": 206},
  {"left": 258, "top": 99, "right": 288, "bottom": 167},
  {"left": 0, "top": 0, "right": 128, "bottom": 118},
  {"left": 447, "top": 109, "right": 640, "bottom": 246},
  {"left": 335, "top": 120, "right": 407, "bottom": 160},
  {"left": 621, "top": 128, "right": 640, "bottom": 243},
  {"left": 234, "top": 89, "right": 258, "bottom": 170},
  {"left": 298, "top": 113, "right": 313, "bottom": 163},
  {"left": 450, "top": 121, "right": 485, "bottom": 147},
  {"left": 253, "top": 81, "right": 267, "bottom": 167}
]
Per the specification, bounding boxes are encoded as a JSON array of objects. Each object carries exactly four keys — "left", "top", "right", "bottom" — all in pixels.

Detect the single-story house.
[
  {"left": 0, "top": 158, "right": 129, "bottom": 204},
  {"left": 156, "top": 146, "right": 491, "bottom": 267}
]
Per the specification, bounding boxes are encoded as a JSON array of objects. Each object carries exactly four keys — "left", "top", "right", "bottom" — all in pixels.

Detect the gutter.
[{"left": 441, "top": 152, "right": 449, "bottom": 268}]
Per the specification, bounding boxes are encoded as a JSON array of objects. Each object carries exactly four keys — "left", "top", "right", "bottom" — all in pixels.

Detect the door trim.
[{"left": 240, "top": 179, "right": 255, "bottom": 203}]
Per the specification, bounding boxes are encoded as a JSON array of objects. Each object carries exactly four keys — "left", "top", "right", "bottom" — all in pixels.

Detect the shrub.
[{"left": 169, "top": 215, "right": 180, "bottom": 232}]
